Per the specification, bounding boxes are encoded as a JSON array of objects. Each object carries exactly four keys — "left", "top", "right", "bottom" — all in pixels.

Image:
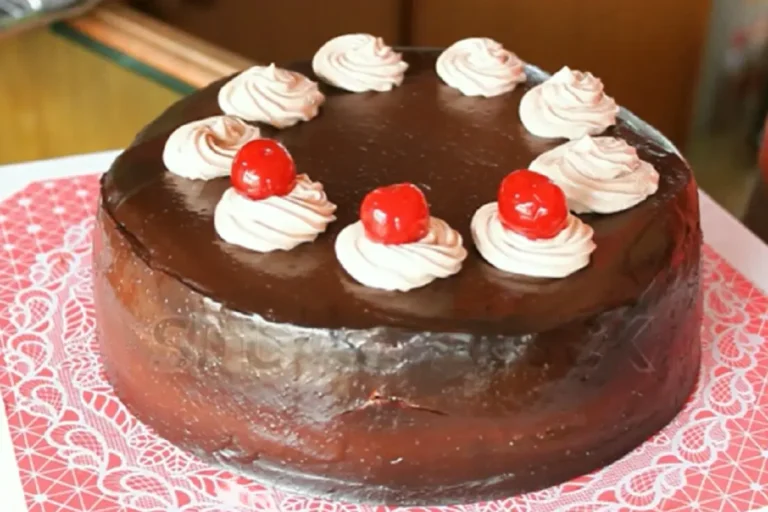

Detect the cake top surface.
[{"left": 102, "top": 49, "right": 693, "bottom": 335}]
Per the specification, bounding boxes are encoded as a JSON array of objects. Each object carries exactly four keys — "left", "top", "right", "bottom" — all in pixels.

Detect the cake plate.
[{"left": 1, "top": 151, "right": 768, "bottom": 512}]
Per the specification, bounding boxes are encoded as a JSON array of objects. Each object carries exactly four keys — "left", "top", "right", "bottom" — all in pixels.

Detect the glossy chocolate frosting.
[
  {"left": 103, "top": 50, "right": 693, "bottom": 333},
  {"left": 95, "top": 49, "right": 702, "bottom": 505}
]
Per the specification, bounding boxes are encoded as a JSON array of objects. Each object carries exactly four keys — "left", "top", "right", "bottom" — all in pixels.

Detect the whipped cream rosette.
[
  {"left": 312, "top": 33, "right": 408, "bottom": 93},
  {"left": 335, "top": 183, "right": 467, "bottom": 292},
  {"left": 472, "top": 169, "right": 596, "bottom": 278},
  {"left": 436, "top": 37, "right": 526, "bottom": 97},
  {"left": 218, "top": 64, "right": 325, "bottom": 128},
  {"left": 162, "top": 115, "right": 260, "bottom": 180},
  {"left": 520, "top": 66, "right": 618, "bottom": 139},
  {"left": 529, "top": 136, "right": 660, "bottom": 214},
  {"left": 214, "top": 139, "right": 336, "bottom": 253}
]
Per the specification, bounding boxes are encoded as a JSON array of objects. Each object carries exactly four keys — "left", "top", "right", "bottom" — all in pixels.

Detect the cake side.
[
  {"left": 94, "top": 47, "right": 703, "bottom": 504},
  {"left": 93, "top": 176, "right": 701, "bottom": 505}
]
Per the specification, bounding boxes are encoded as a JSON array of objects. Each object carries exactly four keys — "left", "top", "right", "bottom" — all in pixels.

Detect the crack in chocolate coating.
[{"left": 94, "top": 49, "right": 702, "bottom": 505}]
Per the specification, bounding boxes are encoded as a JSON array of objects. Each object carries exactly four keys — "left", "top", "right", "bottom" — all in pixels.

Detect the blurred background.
[{"left": 1, "top": 0, "right": 767, "bottom": 231}]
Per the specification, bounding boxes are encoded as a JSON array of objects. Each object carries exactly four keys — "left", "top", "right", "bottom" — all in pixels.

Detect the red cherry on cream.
[
  {"left": 231, "top": 139, "right": 296, "bottom": 200},
  {"left": 497, "top": 169, "right": 568, "bottom": 240},
  {"left": 360, "top": 183, "right": 430, "bottom": 244}
]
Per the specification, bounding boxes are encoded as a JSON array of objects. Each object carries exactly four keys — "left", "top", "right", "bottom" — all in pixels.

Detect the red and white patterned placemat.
[{"left": 1, "top": 171, "right": 767, "bottom": 512}]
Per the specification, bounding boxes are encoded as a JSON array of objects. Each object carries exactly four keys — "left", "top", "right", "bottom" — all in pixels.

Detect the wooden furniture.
[
  {"left": 6, "top": 0, "right": 756, "bottom": 229},
  {"left": 0, "top": 27, "right": 177, "bottom": 164},
  {"left": 2, "top": 1, "right": 712, "bottom": 161},
  {"left": 128, "top": 0, "right": 409, "bottom": 64},
  {"left": 411, "top": 0, "right": 712, "bottom": 147},
  {"left": 131, "top": 0, "right": 712, "bottom": 147},
  {"left": 0, "top": 4, "right": 252, "bottom": 165},
  {"left": 65, "top": 4, "right": 252, "bottom": 87}
]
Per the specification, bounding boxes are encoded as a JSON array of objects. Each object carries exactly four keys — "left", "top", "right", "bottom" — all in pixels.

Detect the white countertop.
[{"left": 0, "top": 150, "right": 766, "bottom": 512}]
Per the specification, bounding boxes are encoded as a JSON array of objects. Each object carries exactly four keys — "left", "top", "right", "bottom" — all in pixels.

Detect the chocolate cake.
[{"left": 93, "top": 42, "right": 702, "bottom": 505}]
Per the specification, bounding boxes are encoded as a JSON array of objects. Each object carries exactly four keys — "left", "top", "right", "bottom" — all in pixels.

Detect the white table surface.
[{"left": 0, "top": 150, "right": 767, "bottom": 512}]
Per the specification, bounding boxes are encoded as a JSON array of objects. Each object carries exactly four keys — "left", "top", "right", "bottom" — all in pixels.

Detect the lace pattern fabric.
[{"left": 1, "top": 175, "right": 767, "bottom": 511}]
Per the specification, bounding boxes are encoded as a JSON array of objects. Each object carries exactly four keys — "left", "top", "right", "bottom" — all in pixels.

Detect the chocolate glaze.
[{"left": 94, "top": 49, "right": 702, "bottom": 505}]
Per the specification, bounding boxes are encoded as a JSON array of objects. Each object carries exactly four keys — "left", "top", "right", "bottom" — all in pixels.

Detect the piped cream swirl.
[
  {"left": 214, "top": 175, "right": 336, "bottom": 252},
  {"left": 335, "top": 217, "right": 467, "bottom": 291},
  {"left": 530, "top": 136, "right": 660, "bottom": 214},
  {"left": 436, "top": 37, "right": 526, "bottom": 97},
  {"left": 162, "top": 115, "right": 260, "bottom": 180},
  {"left": 471, "top": 203, "right": 595, "bottom": 278},
  {"left": 312, "top": 34, "right": 408, "bottom": 93},
  {"left": 520, "top": 66, "right": 618, "bottom": 139},
  {"left": 218, "top": 64, "right": 325, "bottom": 128}
]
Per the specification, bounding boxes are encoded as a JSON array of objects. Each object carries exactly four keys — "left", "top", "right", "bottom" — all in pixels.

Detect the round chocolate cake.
[{"left": 93, "top": 40, "right": 702, "bottom": 505}]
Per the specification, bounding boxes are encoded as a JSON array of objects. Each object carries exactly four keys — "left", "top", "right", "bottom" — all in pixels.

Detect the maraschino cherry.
[
  {"left": 497, "top": 169, "right": 568, "bottom": 240},
  {"left": 231, "top": 139, "right": 296, "bottom": 200},
  {"left": 360, "top": 183, "right": 430, "bottom": 244}
]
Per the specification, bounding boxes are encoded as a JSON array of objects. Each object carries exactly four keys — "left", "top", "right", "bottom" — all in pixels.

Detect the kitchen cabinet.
[
  {"left": 133, "top": 0, "right": 712, "bottom": 147},
  {"left": 410, "top": 0, "right": 712, "bottom": 146},
  {"left": 129, "top": 0, "right": 407, "bottom": 64},
  {"left": 0, "top": 4, "right": 249, "bottom": 165}
]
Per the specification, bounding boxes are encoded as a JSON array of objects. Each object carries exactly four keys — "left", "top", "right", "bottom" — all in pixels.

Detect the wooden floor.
[{"left": 0, "top": 27, "right": 180, "bottom": 165}]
